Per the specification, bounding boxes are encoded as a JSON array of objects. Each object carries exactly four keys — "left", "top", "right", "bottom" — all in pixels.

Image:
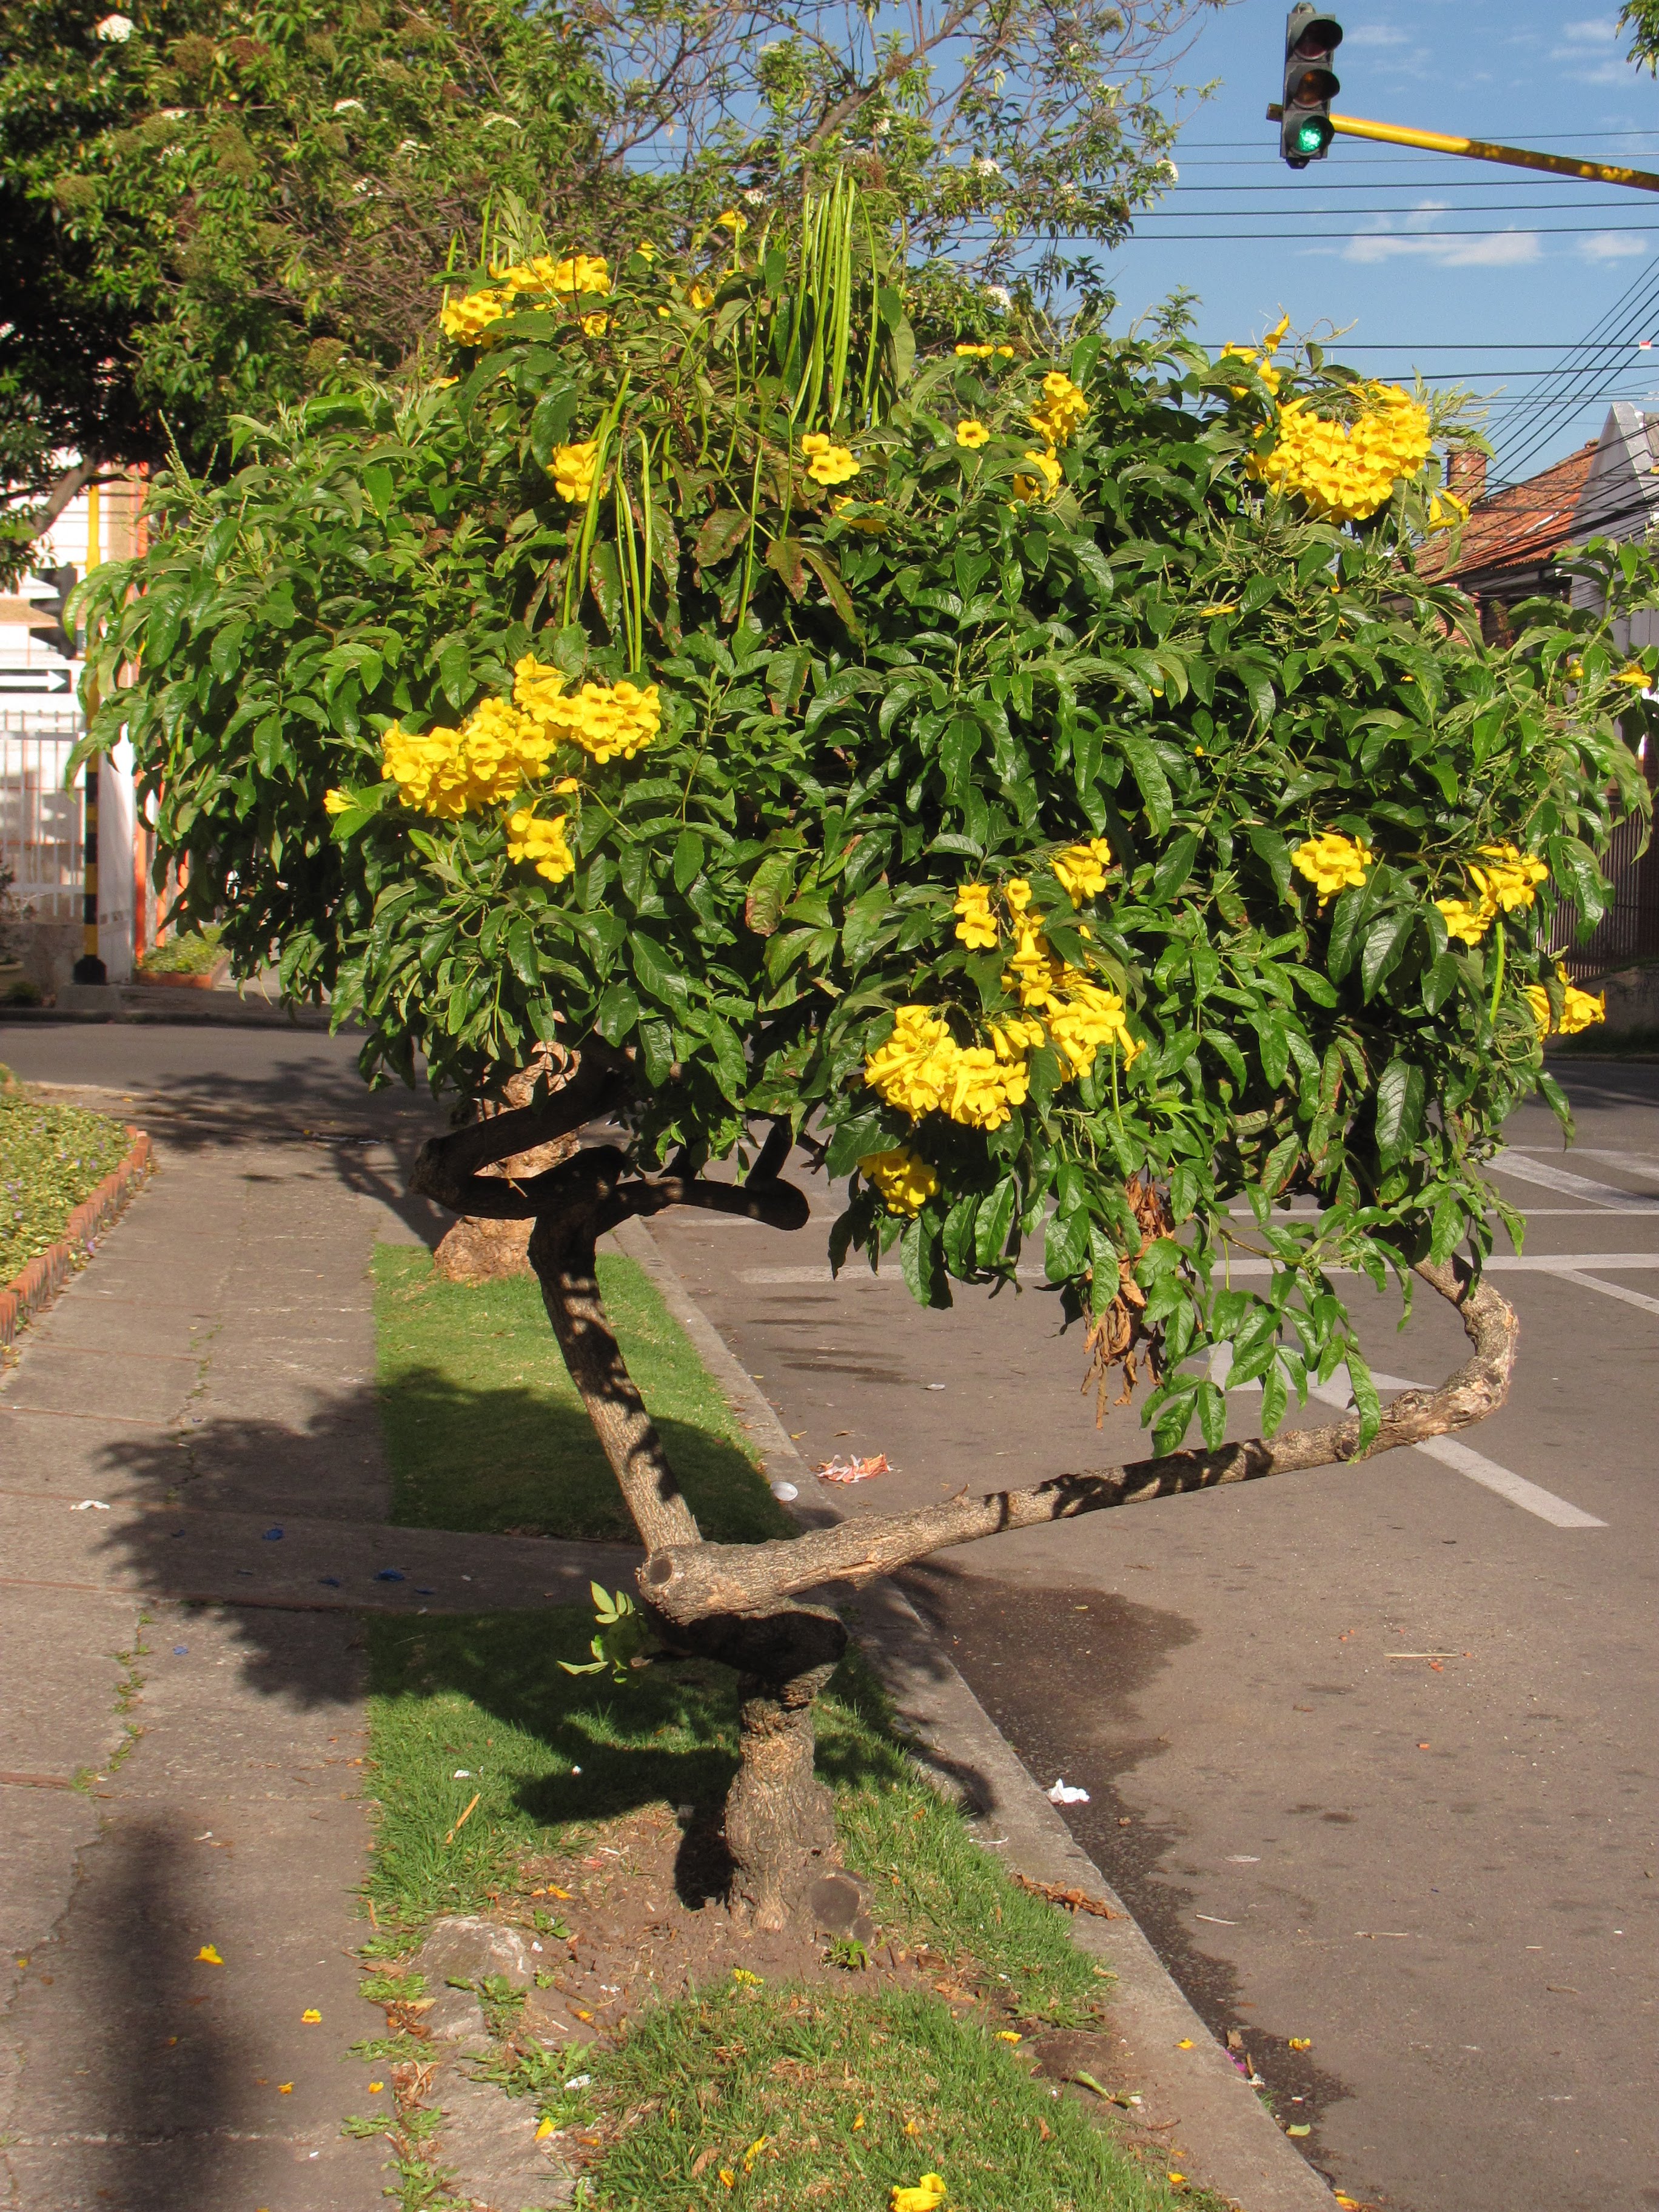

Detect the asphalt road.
[{"left": 5, "top": 1017, "right": 1654, "bottom": 2212}]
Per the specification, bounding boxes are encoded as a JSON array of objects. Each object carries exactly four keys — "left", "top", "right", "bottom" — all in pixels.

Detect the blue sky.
[{"left": 1109, "top": 0, "right": 1659, "bottom": 483}]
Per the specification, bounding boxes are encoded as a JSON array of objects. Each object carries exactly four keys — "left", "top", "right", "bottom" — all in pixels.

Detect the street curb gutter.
[
  {"left": 0, "top": 1125, "right": 153, "bottom": 1352},
  {"left": 612, "top": 1216, "right": 1336, "bottom": 2212}
]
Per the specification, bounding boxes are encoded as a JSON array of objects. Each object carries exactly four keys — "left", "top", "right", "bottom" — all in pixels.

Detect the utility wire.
[{"left": 1493, "top": 253, "right": 1659, "bottom": 480}]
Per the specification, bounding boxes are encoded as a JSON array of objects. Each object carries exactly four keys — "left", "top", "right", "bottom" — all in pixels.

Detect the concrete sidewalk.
[{"left": 0, "top": 1076, "right": 630, "bottom": 2211}]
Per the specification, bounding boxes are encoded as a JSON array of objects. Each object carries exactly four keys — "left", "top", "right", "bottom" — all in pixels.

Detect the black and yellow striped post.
[{"left": 72, "top": 771, "right": 107, "bottom": 985}]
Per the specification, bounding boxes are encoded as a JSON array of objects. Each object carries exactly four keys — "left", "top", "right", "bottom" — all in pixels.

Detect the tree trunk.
[
  {"left": 434, "top": 1047, "right": 582, "bottom": 1284},
  {"left": 411, "top": 1073, "right": 1522, "bottom": 1929}
]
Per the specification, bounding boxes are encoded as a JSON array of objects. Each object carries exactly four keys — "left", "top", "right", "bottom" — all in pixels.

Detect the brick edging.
[{"left": 0, "top": 1126, "right": 154, "bottom": 1350}]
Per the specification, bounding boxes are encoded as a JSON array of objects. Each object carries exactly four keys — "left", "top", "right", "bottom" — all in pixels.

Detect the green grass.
[
  {"left": 365, "top": 1605, "right": 1099, "bottom": 2025},
  {"left": 0, "top": 1087, "right": 132, "bottom": 1285},
  {"left": 592, "top": 1985, "right": 1186, "bottom": 2212},
  {"left": 372, "top": 1244, "right": 794, "bottom": 1543},
  {"left": 364, "top": 1247, "right": 1205, "bottom": 2210},
  {"left": 364, "top": 1606, "right": 1196, "bottom": 2212}
]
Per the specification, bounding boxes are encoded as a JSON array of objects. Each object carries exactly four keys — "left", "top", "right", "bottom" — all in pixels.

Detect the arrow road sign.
[{"left": 0, "top": 668, "right": 75, "bottom": 692}]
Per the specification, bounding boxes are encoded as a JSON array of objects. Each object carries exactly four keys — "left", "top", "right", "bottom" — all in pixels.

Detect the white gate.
[{"left": 0, "top": 712, "right": 85, "bottom": 922}]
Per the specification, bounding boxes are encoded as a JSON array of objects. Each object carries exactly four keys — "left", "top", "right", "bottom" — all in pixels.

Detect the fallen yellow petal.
[
  {"left": 719, "top": 2171, "right": 736, "bottom": 2190},
  {"left": 301, "top": 2008, "right": 321, "bottom": 2023},
  {"left": 369, "top": 2082, "right": 384, "bottom": 2094},
  {"left": 890, "top": 2177, "right": 948, "bottom": 2212},
  {"left": 1288, "top": 2037, "right": 1312, "bottom": 2051},
  {"left": 1176, "top": 2037, "right": 1194, "bottom": 2049},
  {"left": 196, "top": 1945, "right": 223, "bottom": 1965},
  {"left": 853, "top": 2113, "right": 865, "bottom": 2130},
  {"left": 278, "top": 2082, "right": 293, "bottom": 2094},
  {"left": 731, "top": 1968, "right": 763, "bottom": 1985},
  {"left": 1168, "top": 2176, "right": 1187, "bottom": 2187},
  {"left": 536, "top": 2118, "right": 555, "bottom": 2139},
  {"left": 994, "top": 2029, "right": 1021, "bottom": 2042}
]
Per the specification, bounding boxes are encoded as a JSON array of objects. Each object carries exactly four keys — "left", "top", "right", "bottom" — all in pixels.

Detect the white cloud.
[
  {"left": 1581, "top": 231, "right": 1652, "bottom": 261},
  {"left": 1345, "top": 216, "right": 1544, "bottom": 269},
  {"left": 1549, "top": 14, "right": 1635, "bottom": 80},
  {"left": 1345, "top": 22, "right": 1412, "bottom": 45}
]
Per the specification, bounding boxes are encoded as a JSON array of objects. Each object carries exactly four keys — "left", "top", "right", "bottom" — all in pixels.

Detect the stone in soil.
[{"left": 435, "top": 2065, "right": 576, "bottom": 2209}]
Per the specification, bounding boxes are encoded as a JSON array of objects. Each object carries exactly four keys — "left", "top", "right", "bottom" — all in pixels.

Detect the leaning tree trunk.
[
  {"left": 413, "top": 1049, "right": 846, "bottom": 1927},
  {"left": 411, "top": 1042, "right": 1521, "bottom": 1929}
]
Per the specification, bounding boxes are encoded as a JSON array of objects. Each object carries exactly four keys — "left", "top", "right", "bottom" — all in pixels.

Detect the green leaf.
[
  {"left": 1359, "top": 907, "right": 1414, "bottom": 1000},
  {"left": 1374, "top": 1056, "right": 1426, "bottom": 1165},
  {"left": 672, "top": 830, "right": 706, "bottom": 892},
  {"left": 1150, "top": 831, "right": 1198, "bottom": 905},
  {"left": 974, "top": 1176, "right": 1018, "bottom": 1269},
  {"left": 363, "top": 463, "right": 394, "bottom": 522},
  {"left": 745, "top": 850, "right": 795, "bottom": 936},
  {"left": 595, "top": 980, "right": 640, "bottom": 1042},
  {"left": 1247, "top": 825, "right": 1293, "bottom": 904},
  {"left": 695, "top": 509, "right": 751, "bottom": 568},
  {"left": 1044, "top": 1205, "right": 1090, "bottom": 1284}
]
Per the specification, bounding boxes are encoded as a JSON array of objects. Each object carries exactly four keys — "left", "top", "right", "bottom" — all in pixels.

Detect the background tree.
[
  {"left": 76, "top": 202, "right": 1648, "bottom": 1925},
  {"left": 1622, "top": 0, "right": 1659, "bottom": 69},
  {"left": 1, "top": 0, "right": 1221, "bottom": 575}
]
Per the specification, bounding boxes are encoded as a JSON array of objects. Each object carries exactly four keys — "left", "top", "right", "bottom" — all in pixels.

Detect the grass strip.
[
  {"left": 372, "top": 1244, "right": 794, "bottom": 1543},
  {"left": 0, "top": 1082, "right": 132, "bottom": 1285},
  {"left": 364, "top": 1607, "right": 1201, "bottom": 2211}
]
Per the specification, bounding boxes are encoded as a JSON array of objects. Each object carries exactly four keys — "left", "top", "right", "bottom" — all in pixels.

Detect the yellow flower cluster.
[
  {"left": 801, "top": 432, "right": 859, "bottom": 486},
  {"left": 952, "top": 882, "right": 999, "bottom": 949},
  {"left": 1052, "top": 837, "right": 1113, "bottom": 904},
  {"left": 1029, "top": 371, "right": 1090, "bottom": 450},
  {"left": 1251, "top": 384, "right": 1433, "bottom": 525},
  {"left": 1002, "top": 914, "right": 1142, "bottom": 1074},
  {"left": 1435, "top": 842, "right": 1549, "bottom": 945},
  {"left": 1221, "top": 318, "right": 1289, "bottom": 397},
  {"left": 1013, "top": 447, "right": 1062, "bottom": 504},
  {"left": 1426, "top": 489, "right": 1470, "bottom": 532},
  {"left": 549, "top": 441, "right": 598, "bottom": 503},
  {"left": 505, "top": 808, "right": 575, "bottom": 883},
  {"left": 863, "top": 1005, "right": 1031, "bottom": 1130},
  {"left": 380, "top": 697, "right": 558, "bottom": 817},
  {"left": 513, "top": 657, "right": 662, "bottom": 763},
  {"left": 439, "top": 288, "right": 505, "bottom": 344},
  {"left": 1524, "top": 970, "right": 1606, "bottom": 1037},
  {"left": 501, "top": 253, "right": 610, "bottom": 298},
  {"left": 856, "top": 1146, "right": 940, "bottom": 1216},
  {"left": 1292, "top": 830, "right": 1373, "bottom": 905},
  {"left": 870, "top": 873, "right": 1141, "bottom": 1132},
  {"left": 438, "top": 255, "right": 610, "bottom": 346},
  {"left": 377, "top": 662, "right": 660, "bottom": 816},
  {"left": 955, "top": 342, "right": 1015, "bottom": 359}
]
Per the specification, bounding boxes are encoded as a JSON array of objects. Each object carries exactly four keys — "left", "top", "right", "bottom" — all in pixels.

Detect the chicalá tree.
[
  {"left": 78, "top": 195, "right": 1650, "bottom": 1927},
  {"left": 1, "top": 0, "right": 1213, "bottom": 572}
]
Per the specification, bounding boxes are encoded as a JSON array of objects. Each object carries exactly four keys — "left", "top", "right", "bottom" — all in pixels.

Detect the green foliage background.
[{"left": 78, "top": 211, "right": 1655, "bottom": 1451}]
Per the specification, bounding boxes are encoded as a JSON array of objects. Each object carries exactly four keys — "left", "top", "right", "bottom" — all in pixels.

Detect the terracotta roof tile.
[{"left": 1420, "top": 441, "right": 1599, "bottom": 586}]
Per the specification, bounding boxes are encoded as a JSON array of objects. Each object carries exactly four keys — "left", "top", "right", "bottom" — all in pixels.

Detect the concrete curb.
[
  {"left": 0, "top": 1125, "right": 154, "bottom": 1352},
  {"left": 611, "top": 1215, "right": 1337, "bottom": 2212}
]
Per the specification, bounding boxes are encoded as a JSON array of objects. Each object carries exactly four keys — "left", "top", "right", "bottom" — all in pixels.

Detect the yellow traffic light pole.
[{"left": 1267, "top": 104, "right": 1659, "bottom": 193}]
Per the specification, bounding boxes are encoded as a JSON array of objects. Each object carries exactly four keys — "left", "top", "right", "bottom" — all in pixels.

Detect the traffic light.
[
  {"left": 22, "top": 563, "right": 79, "bottom": 659},
  {"left": 1281, "top": 5, "right": 1342, "bottom": 167}
]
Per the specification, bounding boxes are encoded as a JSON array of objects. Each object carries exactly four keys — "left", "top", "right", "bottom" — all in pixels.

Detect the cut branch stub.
[{"left": 638, "top": 1258, "right": 1518, "bottom": 1629}]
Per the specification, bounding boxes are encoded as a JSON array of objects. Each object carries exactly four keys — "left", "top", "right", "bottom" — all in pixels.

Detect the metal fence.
[
  {"left": 0, "top": 713, "right": 84, "bottom": 922},
  {"left": 1552, "top": 810, "right": 1659, "bottom": 977}
]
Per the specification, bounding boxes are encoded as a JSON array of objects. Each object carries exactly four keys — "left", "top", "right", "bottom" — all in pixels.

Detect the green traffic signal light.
[{"left": 1281, "top": 5, "right": 1341, "bottom": 167}]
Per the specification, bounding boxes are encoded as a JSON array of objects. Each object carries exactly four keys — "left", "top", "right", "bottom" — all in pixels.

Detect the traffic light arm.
[{"left": 1267, "top": 104, "right": 1659, "bottom": 193}]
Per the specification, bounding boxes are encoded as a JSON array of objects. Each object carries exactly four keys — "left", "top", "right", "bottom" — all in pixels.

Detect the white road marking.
[
  {"left": 1551, "top": 1270, "right": 1659, "bottom": 1320},
  {"left": 1209, "top": 1352, "right": 1607, "bottom": 1530},
  {"left": 740, "top": 1254, "right": 1659, "bottom": 1285},
  {"left": 1490, "top": 1151, "right": 1659, "bottom": 1211}
]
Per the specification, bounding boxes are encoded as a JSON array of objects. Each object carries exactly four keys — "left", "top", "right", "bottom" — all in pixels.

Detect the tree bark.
[
  {"left": 411, "top": 1072, "right": 831, "bottom": 1923},
  {"left": 639, "top": 1258, "right": 1517, "bottom": 1629}
]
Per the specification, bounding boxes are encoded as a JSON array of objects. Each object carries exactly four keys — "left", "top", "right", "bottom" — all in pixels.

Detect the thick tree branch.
[{"left": 639, "top": 1258, "right": 1518, "bottom": 1627}]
